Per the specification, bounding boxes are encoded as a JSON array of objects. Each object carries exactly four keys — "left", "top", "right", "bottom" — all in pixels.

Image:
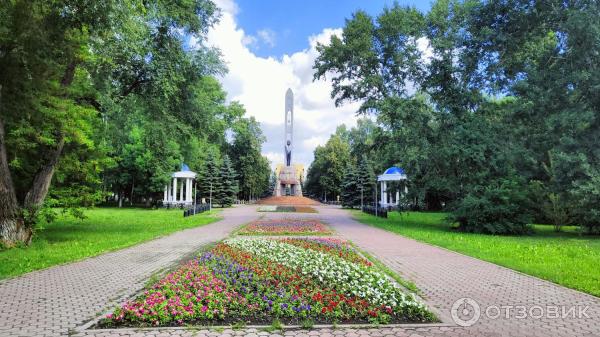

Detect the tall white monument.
[
  {"left": 284, "top": 88, "right": 293, "bottom": 166},
  {"left": 274, "top": 89, "right": 303, "bottom": 196}
]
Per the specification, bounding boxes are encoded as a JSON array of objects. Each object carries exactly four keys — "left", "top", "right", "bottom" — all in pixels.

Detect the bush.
[
  {"left": 570, "top": 169, "right": 600, "bottom": 235},
  {"left": 450, "top": 179, "right": 532, "bottom": 235}
]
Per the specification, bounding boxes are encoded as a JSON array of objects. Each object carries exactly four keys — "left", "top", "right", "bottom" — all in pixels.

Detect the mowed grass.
[
  {"left": 0, "top": 208, "right": 221, "bottom": 279},
  {"left": 353, "top": 211, "right": 600, "bottom": 297}
]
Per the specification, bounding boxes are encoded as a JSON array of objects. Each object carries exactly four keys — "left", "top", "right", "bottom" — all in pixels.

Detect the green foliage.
[
  {"left": 198, "top": 154, "right": 221, "bottom": 205},
  {"left": 340, "top": 164, "right": 359, "bottom": 208},
  {"left": 356, "top": 156, "right": 376, "bottom": 206},
  {"left": 1, "top": 0, "right": 272, "bottom": 246},
  {"left": 305, "top": 131, "right": 351, "bottom": 201},
  {"left": 228, "top": 116, "right": 271, "bottom": 200},
  {"left": 450, "top": 179, "right": 532, "bottom": 235},
  {"left": 216, "top": 155, "right": 237, "bottom": 207},
  {"left": 571, "top": 164, "right": 600, "bottom": 234},
  {"left": 314, "top": 1, "right": 600, "bottom": 234}
]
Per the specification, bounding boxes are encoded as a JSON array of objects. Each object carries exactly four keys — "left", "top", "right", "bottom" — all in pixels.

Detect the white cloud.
[
  {"left": 241, "top": 34, "right": 257, "bottom": 47},
  {"left": 257, "top": 29, "right": 276, "bottom": 48},
  {"left": 207, "top": 0, "right": 361, "bottom": 170}
]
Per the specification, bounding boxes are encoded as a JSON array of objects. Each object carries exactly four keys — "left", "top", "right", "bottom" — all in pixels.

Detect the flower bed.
[
  {"left": 237, "top": 219, "right": 332, "bottom": 235},
  {"left": 293, "top": 206, "right": 318, "bottom": 213},
  {"left": 257, "top": 205, "right": 278, "bottom": 212},
  {"left": 279, "top": 238, "right": 372, "bottom": 267},
  {"left": 100, "top": 238, "right": 434, "bottom": 328}
]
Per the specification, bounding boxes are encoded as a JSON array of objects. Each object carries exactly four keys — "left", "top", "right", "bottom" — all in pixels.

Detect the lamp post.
[
  {"left": 193, "top": 179, "right": 197, "bottom": 215},
  {"left": 209, "top": 181, "right": 212, "bottom": 211},
  {"left": 360, "top": 184, "right": 364, "bottom": 211},
  {"left": 375, "top": 180, "right": 378, "bottom": 217}
]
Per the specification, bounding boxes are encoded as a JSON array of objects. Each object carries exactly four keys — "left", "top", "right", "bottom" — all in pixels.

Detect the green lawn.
[
  {"left": 0, "top": 208, "right": 221, "bottom": 279},
  {"left": 353, "top": 211, "right": 600, "bottom": 297}
]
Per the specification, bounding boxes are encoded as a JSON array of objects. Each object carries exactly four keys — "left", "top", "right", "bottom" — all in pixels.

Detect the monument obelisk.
[
  {"left": 284, "top": 88, "right": 293, "bottom": 167},
  {"left": 273, "top": 88, "right": 303, "bottom": 197}
]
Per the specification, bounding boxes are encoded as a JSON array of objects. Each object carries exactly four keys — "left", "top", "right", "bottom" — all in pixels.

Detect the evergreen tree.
[
  {"left": 268, "top": 172, "right": 277, "bottom": 196},
  {"left": 356, "top": 156, "right": 376, "bottom": 208},
  {"left": 216, "top": 155, "right": 237, "bottom": 207},
  {"left": 198, "top": 155, "right": 220, "bottom": 206},
  {"left": 341, "top": 164, "right": 360, "bottom": 208}
]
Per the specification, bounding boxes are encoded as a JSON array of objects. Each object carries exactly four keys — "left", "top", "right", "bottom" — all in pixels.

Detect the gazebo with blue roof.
[
  {"left": 163, "top": 164, "right": 197, "bottom": 206},
  {"left": 377, "top": 166, "right": 407, "bottom": 208}
]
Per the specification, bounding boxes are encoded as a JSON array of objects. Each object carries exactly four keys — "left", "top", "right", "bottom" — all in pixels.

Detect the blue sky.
[
  {"left": 234, "top": 0, "right": 431, "bottom": 58},
  {"left": 207, "top": 0, "right": 433, "bottom": 169}
]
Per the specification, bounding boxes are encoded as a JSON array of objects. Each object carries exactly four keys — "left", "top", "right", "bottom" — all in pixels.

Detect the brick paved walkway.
[
  {"left": 2, "top": 205, "right": 599, "bottom": 337},
  {"left": 318, "top": 206, "right": 600, "bottom": 337},
  {"left": 0, "top": 206, "right": 259, "bottom": 337}
]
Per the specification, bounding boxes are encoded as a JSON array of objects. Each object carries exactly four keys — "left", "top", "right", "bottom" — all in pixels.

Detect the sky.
[{"left": 206, "top": 0, "right": 432, "bottom": 169}]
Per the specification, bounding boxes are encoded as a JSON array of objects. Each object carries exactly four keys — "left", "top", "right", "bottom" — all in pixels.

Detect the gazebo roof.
[
  {"left": 172, "top": 163, "right": 196, "bottom": 178},
  {"left": 378, "top": 166, "right": 407, "bottom": 181}
]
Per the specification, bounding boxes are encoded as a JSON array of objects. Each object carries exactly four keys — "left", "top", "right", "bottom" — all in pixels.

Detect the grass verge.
[
  {"left": 353, "top": 211, "right": 600, "bottom": 297},
  {"left": 0, "top": 207, "right": 221, "bottom": 279}
]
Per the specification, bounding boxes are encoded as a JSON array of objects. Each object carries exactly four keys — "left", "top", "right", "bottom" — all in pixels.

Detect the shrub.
[
  {"left": 450, "top": 179, "right": 532, "bottom": 235},
  {"left": 570, "top": 168, "right": 600, "bottom": 235}
]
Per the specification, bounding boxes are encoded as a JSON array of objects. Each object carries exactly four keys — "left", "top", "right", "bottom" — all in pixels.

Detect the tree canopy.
[
  {"left": 312, "top": 0, "right": 600, "bottom": 234},
  {"left": 0, "top": 0, "right": 271, "bottom": 246}
]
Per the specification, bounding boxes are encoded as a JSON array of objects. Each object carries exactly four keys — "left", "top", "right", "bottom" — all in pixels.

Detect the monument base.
[{"left": 274, "top": 166, "right": 303, "bottom": 197}]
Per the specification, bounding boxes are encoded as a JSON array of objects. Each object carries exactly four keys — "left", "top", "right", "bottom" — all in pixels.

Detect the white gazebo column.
[
  {"left": 167, "top": 182, "right": 172, "bottom": 202},
  {"left": 396, "top": 190, "right": 400, "bottom": 206},
  {"left": 179, "top": 179, "right": 184, "bottom": 202},
  {"left": 184, "top": 179, "right": 188, "bottom": 202},
  {"left": 163, "top": 185, "right": 168, "bottom": 203},
  {"left": 172, "top": 178, "right": 177, "bottom": 202},
  {"left": 186, "top": 178, "right": 192, "bottom": 202},
  {"left": 383, "top": 181, "right": 388, "bottom": 205}
]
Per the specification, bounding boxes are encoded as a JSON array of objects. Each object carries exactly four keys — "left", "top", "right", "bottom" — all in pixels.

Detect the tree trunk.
[
  {"left": 130, "top": 177, "right": 134, "bottom": 206},
  {"left": 23, "top": 136, "right": 65, "bottom": 212},
  {"left": 0, "top": 218, "right": 32, "bottom": 246},
  {"left": 0, "top": 60, "right": 76, "bottom": 246},
  {"left": 0, "top": 111, "right": 30, "bottom": 246}
]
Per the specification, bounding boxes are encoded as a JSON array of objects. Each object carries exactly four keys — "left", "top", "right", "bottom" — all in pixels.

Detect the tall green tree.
[
  {"left": 356, "top": 156, "right": 377, "bottom": 208},
  {"left": 0, "top": 0, "right": 223, "bottom": 245},
  {"left": 216, "top": 155, "right": 237, "bottom": 207},
  {"left": 0, "top": 0, "right": 128, "bottom": 245},
  {"left": 341, "top": 164, "right": 360, "bottom": 208},
  {"left": 198, "top": 153, "right": 220, "bottom": 206},
  {"left": 305, "top": 133, "right": 351, "bottom": 201},
  {"left": 228, "top": 115, "right": 270, "bottom": 201},
  {"left": 313, "top": 0, "right": 600, "bottom": 234}
]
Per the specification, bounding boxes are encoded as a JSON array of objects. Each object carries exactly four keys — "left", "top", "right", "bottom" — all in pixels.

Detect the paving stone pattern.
[
  {"left": 0, "top": 206, "right": 258, "bottom": 337},
  {"left": 1, "top": 205, "right": 599, "bottom": 337}
]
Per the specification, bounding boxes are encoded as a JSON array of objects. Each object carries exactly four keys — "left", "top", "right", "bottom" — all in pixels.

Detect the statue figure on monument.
[{"left": 285, "top": 140, "right": 292, "bottom": 166}]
